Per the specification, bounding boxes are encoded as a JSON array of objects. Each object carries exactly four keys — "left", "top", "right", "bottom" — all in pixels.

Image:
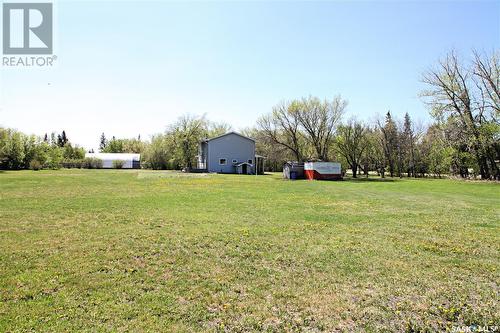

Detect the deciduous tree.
[
  {"left": 295, "top": 95, "right": 346, "bottom": 161},
  {"left": 257, "top": 100, "right": 305, "bottom": 162},
  {"left": 421, "top": 50, "right": 499, "bottom": 179},
  {"left": 336, "top": 119, "right": 368, "bottom": 178}
]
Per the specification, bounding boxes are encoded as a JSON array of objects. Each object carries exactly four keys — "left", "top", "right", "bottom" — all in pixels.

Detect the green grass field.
[{"left": 0, "top": 170, "right": 498, "bottom": 332}]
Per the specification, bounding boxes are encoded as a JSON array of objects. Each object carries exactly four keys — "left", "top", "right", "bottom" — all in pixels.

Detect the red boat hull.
[{"left": 304, "top": 169, "right": 342, "bottom": 180}]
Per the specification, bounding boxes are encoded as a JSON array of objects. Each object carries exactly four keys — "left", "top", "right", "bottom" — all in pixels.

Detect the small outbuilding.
[
  {"left": 235, "top": 162, "right": 253, "bottom": 175},
  {"left": 304, "top": 162, "right": 342, "bottom": 180},
  {"left": 283, "top": 162, "right": 304, "bottom": 179},
  {"left": 85, "top": 153, "right": 141, "bottom": 169}
]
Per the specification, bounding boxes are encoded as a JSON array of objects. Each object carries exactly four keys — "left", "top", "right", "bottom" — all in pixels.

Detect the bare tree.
[
  {"left": 242, "top": 127, "right": 291, "bottom": 171},
  {"left": 208, "top": 121, "right": 232, "bottom": 137},
  {"left": 472, "top": 50, "right": 500, "bottom": 178},
  {"left": 473, "top": 50, "right": 500, "bottom": 118},
  {"left": 421, "top": 50, "right": 499, "bottom": 179},
  {"left": 295, "top": 95, "right": 347, "bottom": 161},
  {"left": 257, "top": 100, "right": 305, "bottom": 162}
]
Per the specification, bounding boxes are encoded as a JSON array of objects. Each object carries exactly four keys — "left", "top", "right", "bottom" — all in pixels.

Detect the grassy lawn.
[{"left": 0, "top": 170, "right": 498, "bottom": 332}]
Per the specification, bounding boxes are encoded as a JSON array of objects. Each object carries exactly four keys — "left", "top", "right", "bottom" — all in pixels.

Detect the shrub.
[
  {"left": 29, "top": 160, "right": 42, "bottom": 171},
  {"left": 112, "top": 160, "right": 125, "bottom": 169},
  {"left": 61, "top": 159, "right": 84, "bottom": 169},
  {"left": 83, "top": 157, "right": 103, "bottom": 169}
]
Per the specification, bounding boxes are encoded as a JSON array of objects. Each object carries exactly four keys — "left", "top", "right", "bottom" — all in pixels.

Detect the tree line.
[
  {"left": 0, "top": 129, "right": 86, "bottom": 170},
  {"left": 1, "top": 50, "right": 498, "bottom": 179},
  {"left": 250, "top": 102, "right": 427, "bottom": 179},
  {"left": 254, "top": 50, "right": 499, "bottom": 180}
]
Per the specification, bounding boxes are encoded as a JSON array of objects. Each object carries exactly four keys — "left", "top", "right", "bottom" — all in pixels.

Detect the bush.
[
  {"left": 112, "top": 160, "right": 125, "bottom": 169},
  {"left": 82, "top": 157, "right": 103, "bottom": 169},
  {"left": 29, "top": 160, "right": 42, "bottom": 171},
  {"left": 61, "top": 159, "right": 84, "bottom": 169}
]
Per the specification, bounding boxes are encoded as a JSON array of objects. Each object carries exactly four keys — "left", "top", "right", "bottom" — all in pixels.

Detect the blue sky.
[{"left": 1, "top": 0, "right": 499, "bottom": 150}]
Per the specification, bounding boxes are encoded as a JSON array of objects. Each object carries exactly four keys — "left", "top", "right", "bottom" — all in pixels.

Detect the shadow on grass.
[{"left": 343, "top": 177, "right": 397, "bottom": 182}]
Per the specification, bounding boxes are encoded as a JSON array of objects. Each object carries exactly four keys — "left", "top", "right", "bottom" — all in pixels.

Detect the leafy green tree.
[
  {"left": 3, "top": 130, "right": 25, "bottom": 169},
  {"left": 122, "top": 138, "right": 145, "bottom": 154},
  {"left": 418, "top": 124, "right": 453, "bottom": 178},
  {"left": 336, "top": 119, "right": 368, "bottom": 178},
  {"left": 168, "top": 115, "right": 208, "bottom": 169},
  {"left": 101, "top": 136, "right": 144, "bottom": 154},
  {"left": 0, "top": 128, "right": 8, "bottom": 166},
  {"left": 429, "top": 145, "right": 453, "bottom": 178},
  {"left": 46, "top": 146, "right": 63, "bottom": 169},
  {"left": 142, "top": 134, "right": 171, "bottom": 170},
  {"left": 359, "top": 127, "right": 382, "bottom": 177},
  {"left": 22, "top": 135, "right": 38, "bottom": 169},
  {"left": 63, "top": 143, "right": 85, "bottom": 159},
  {"left": 33, "top": 141, "right": 51, "bottom": 167},
  {"left": 103, "top": 136, "right": 124, "bottom": 153},
  {"left": 0, "top": 127, "right": 84, "bottom": 170},
  {"left": 424, "top": 127, "right": 452, "bottom": 178}
]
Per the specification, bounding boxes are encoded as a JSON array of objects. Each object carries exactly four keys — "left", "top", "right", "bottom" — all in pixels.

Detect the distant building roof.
[
  {"left": 201, "top": 131, "right": 255, "bottom": 143},
  {"left": 85, "top": 153, "right": 140, "bottom": 161}
]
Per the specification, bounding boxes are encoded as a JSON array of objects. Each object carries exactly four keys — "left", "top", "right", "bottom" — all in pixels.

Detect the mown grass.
[{"left": 0, "top": 170, "right": 498, "bottom": 332}]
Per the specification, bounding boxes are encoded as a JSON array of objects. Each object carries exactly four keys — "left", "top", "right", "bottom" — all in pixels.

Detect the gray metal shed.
[{"left": 283, "top": 162, "right": 304, "bottom": 179}]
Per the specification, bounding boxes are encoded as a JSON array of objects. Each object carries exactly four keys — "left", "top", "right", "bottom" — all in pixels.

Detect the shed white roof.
[
  {"left": 234, "top": 162, "right": 253, "bottom": 167},
  {"left": 85, "top": 153, "right": 140, "bottom": 161}
]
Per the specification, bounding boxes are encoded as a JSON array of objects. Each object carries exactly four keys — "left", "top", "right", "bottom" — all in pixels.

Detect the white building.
[{"left": 85, "top": 153, "right": 141, "bottom": 169}]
